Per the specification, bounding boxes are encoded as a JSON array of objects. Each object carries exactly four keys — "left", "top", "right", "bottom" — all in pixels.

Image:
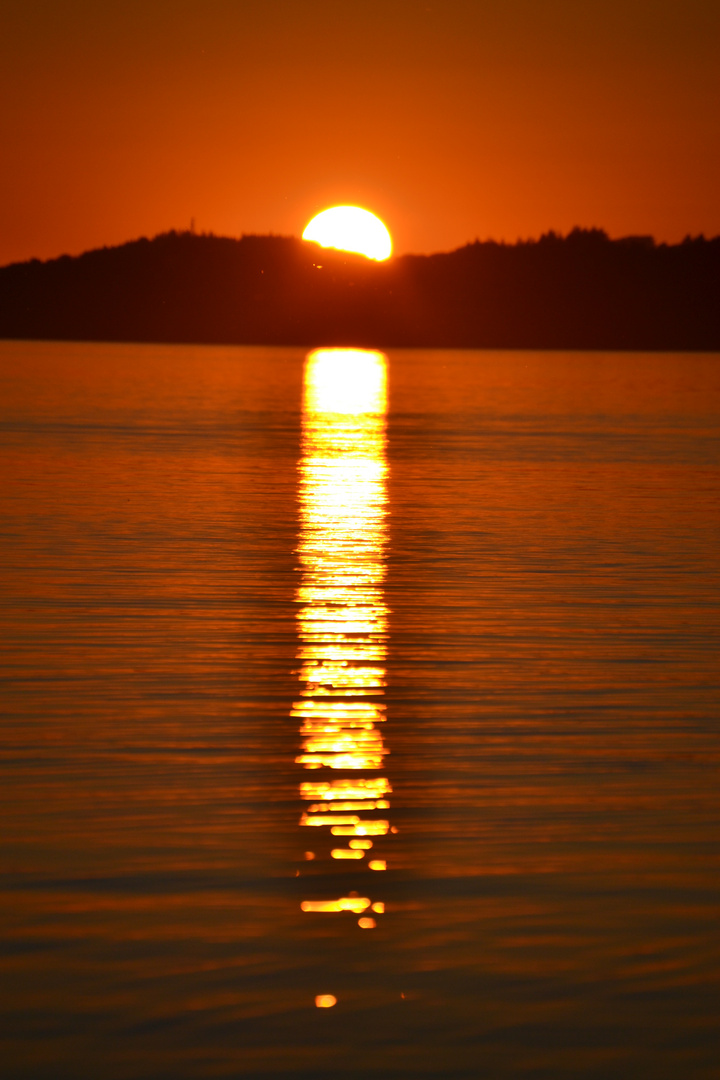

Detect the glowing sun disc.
[{"left": 303, "top": 206, "right": 392, "bottom": 261}]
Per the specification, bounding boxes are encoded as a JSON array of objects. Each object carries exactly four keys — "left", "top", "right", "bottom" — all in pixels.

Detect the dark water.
[{"left": 1, "top": 341, "right": 719, "bottom": 1079}]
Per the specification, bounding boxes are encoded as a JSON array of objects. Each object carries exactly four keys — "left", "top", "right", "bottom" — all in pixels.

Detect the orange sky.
[{"left": 1, "top": 0, "right": 718, "bottom": 265}]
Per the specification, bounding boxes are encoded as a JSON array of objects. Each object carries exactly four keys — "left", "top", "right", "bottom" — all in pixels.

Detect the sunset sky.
[{"left": 1, "top": 0, "right": 718, "bottom": 265}]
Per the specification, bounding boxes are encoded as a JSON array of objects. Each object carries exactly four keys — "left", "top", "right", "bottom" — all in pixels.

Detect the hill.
[{"left": 1, "top": 228, "right": 718, "bottom": 350}]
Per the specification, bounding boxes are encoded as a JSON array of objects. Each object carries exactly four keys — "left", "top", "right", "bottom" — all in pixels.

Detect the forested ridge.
[{"left": 1, "top": 228, "right": 718, "bottom": 350}]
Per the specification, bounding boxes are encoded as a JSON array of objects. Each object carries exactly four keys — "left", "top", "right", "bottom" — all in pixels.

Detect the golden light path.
[
  {"left": 293, "top": 348, "right": 392, "bottom": 961},
  {"left": 302, "top": 206, "right": 392, "bottom": 261}
]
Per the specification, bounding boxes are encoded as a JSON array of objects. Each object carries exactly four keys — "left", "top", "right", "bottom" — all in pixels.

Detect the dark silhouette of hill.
[{"left": 1, "top": 228, "right": 718, "bottom": 350}]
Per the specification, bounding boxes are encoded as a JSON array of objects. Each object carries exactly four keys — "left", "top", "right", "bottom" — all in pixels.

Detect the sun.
[{"left": 302, "top": 206, "right": 392, "bottom": 261}]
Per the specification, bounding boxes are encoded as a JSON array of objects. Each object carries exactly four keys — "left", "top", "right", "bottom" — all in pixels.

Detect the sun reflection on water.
[{"left": 294, "top": 348, "right": 391, "bottom": 938}]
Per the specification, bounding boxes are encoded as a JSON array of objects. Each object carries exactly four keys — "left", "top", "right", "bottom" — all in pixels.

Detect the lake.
[{"left": 1, "top": 341, "right": 718, "bottom": 1079}]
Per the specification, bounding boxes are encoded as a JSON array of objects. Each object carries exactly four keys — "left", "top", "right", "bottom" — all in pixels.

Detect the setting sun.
[{"left": 302, "top": 206, "right": 392, "bottom": 261}]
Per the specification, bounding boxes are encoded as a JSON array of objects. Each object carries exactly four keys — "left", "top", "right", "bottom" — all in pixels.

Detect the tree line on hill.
[{"left": 1, "top": 227, "right": 718, "bottom": 350}]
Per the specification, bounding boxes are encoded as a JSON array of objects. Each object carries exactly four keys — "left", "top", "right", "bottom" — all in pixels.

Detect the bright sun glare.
[{"left": 302, "top": 206, "right": 392, "bottom": 261}]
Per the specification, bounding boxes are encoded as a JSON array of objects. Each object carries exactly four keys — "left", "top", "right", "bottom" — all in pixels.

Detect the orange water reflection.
[{"left": 294, "top": 348, "right": 391, "bottom": 918}]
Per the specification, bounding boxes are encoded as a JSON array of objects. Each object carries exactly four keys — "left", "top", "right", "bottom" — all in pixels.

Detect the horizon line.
[{"left": 4, "top": 225, "right": 719, "bottom": 272}]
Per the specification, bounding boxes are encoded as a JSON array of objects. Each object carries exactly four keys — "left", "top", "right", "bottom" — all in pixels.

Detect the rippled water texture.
[{"left": 1, "top": 342, "right": 719, "bottom": 1079}]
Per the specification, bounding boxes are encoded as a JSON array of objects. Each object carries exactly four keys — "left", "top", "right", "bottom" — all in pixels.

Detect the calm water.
[{"left": 1, "top": 341, "right": 719, "bottom": 1080}]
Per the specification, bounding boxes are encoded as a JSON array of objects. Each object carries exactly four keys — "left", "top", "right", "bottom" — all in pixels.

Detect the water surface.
[{"left": 1, "top": 341, "right": 719, "bottom": 1079}]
